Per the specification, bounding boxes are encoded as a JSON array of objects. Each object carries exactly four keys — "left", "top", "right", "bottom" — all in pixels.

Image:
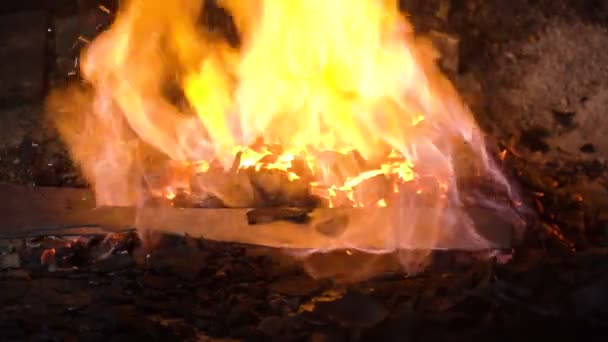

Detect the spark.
[{"left": 99, "top": 5, "right": 112, "bottom": 14}]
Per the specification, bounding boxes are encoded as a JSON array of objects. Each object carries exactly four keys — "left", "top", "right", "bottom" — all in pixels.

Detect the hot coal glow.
[{"left": 47, "top": 0, "right": 522, "bottom": 272}]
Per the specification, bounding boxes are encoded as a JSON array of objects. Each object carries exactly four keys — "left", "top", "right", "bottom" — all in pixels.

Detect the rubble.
[
  {"left": 314, "top": 290, "right": 389, "bottom": 328},
  {"left": 0, "top": 253, "right": 21, "bottom": 269}
]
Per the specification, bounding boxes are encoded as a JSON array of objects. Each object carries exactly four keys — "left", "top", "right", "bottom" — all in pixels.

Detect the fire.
[{"left": 47, "top": 0, "right": 521, "bottom": 272}]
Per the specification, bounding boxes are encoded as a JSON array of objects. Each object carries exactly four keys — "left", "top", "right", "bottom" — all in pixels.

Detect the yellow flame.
[
  {"left": 50, "top": 0, "right": 487, "bottom": 207},
  {"left": 193, "top": 161, "right": 210, "bottom": 173},
  {"left": 412, "top": 114, "right": 425, "bottom": 126},
  {"left": 164, "top": 186, "right": 177, "bottom": 200}
]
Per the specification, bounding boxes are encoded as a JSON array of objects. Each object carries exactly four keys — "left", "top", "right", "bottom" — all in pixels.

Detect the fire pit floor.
[{"left": 1, "top": 230, "right": 607, "bottom": 341}]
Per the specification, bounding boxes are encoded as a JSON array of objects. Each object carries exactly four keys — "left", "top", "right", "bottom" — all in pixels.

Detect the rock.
[
  {"left": 0, "top": 253, "right": 21, "bottom": 269},
  {"left": 362, "top": 307, "right": 417, "bottom": 342},
  {"left": 310, "top": 330, "right": 348, "bottom": 342},
  {"left": 427, "top": 30, "right": 460, "bottom": 74},
  {"left": 270, "top": 274, "right": 325, "bottom": 297},
  {"left": 0, "top": 280, "right": 30, "bottom": 306},
  {"left": 256, "top": 316, "right": 288, "bottom": 336},
  {"left": 149, "top": 246, "right": 207, "bottom": 281},
  {"left": 0, "top": 11, "right": 48, "bottom": 104},
  {"left": 0, "top": 239, "right": 24, "bottom": 254},
  {"left": 2, "top": 269, "right": 31, "bottom": 280},
  {"left": 314, "top": 290, "right": 389, "bottom": 328},
  {"left": 572, "top": 275, "right": 608, "bottom": 320},
  {"left": 91, "top": 253, "right": 135, "bottom": 273},
  {"left": 303, "top": 252, "right": 402, "bottom": 283},
  {"left": 141, "top": 273, "right": 180, "bottom": 290}
]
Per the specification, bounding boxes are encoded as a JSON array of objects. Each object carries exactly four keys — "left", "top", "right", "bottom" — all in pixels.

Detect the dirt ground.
[{"left": 450, "top": 0, "right": 608, "bottom": 163}]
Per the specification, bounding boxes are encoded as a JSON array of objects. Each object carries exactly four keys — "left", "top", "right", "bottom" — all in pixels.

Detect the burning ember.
[{"left": 47, "top": 0, "right": 522, "bottom": 271}]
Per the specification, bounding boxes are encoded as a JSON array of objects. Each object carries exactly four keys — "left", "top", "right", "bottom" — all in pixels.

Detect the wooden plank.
[
  {"left": 137, "top": 206, "right": 513, "bottom": 251},
  {"left": 0, "top": 184, "right": 514, "bottom": 249},
  {"left": 0, "top": 183, "right": 135, "bottom": 238}
]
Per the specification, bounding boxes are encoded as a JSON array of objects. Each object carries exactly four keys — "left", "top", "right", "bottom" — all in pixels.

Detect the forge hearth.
[{"left": 2, "top": 0, "right": 608, "bottom": 340}]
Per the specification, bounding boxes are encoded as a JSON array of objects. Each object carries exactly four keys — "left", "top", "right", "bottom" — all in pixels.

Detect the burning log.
[
  {"left": 314, "top": 150, "right": 368, "bottom": 186},
  {"left": 191, "top": 168, "right": 257, "bottom": 208},
  {"left": 326, "top": 189, "right": 356, "bottom": 208},
  {"left": 352, "top": 174, "right": 391, "bottom": 207},
  {"left": 248, "top": 169, "right": 312, "bottom": 207}
]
